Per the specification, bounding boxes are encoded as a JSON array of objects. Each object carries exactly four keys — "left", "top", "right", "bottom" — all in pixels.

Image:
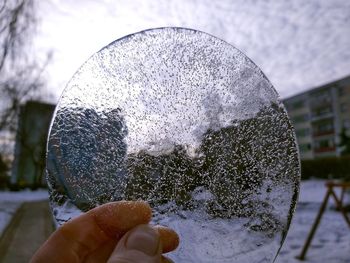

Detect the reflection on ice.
[{"left": 46, "top": 28, "right": 300, "bottom": 262}]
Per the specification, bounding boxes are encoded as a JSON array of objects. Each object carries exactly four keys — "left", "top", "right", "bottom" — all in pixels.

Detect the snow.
[
  {"left": 0, "top": 190, "right": 48, "bottom": 202},
  {"left": 298, "top": 179, "right": 343, "bottom": 204},
  {"left": 156, "top": 180, "right": 350, "bottom": 262},
  {"left": 0, "top": 190, "right": 48, "bottom": 237},
  {"left": 0, "top": 202, "right": 21, "bottom": 237},
  {"left": 0, "top": 181, "right": 349, "bottom": 262},
  {"left": 155, "top": 210, "right": 281, "bottom": 263},
  {"left": 276, "top": 180, "right": 350, "bottom": 263}
]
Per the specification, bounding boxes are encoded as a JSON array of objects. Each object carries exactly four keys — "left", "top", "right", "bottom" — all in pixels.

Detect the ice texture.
[{"left": 46, "top": 27, "right": 300, "bottom": 262}]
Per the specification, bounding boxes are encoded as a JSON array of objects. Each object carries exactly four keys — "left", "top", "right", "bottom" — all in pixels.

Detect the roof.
[{"left": 283, "top": 75, "right": 350, "bottom": 102}]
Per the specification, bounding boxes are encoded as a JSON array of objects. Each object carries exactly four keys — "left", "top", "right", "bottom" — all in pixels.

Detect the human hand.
[{"left": 30, "top": 201, "right": 179, "bottom": 263}]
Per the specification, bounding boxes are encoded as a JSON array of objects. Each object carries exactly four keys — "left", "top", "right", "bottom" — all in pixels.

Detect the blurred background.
[{"left": 0, "top": 0, "right": 349, "bottom": 262}]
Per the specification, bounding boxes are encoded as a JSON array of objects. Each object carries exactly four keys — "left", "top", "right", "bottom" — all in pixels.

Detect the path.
[{"left": 0, "top": 201, "right": 54, "bottom": 263}]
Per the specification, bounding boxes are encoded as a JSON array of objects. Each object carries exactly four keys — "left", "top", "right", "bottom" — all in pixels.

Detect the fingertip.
[
  {"left": 124, "top": 225, "right": 160, "bottom": 256},
  {"left": 90, "top": 201, "right": 152, "bottom": 238},
  {"left": 30, "top": 201, "right": 153, "bottom": 263},
  {"left": 161, "top": 255, "right": 175, "bottom": 263},
  {"left": 107, "top": 224, "right": 162, "bottom": 263},
  {"left": 154, "top": 225, "right": 180, "bottom": 253}
]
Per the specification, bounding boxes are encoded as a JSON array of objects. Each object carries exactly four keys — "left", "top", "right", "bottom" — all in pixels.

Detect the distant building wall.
[
  {"left": 11, "top": 101, "right": 55, "bottom": 187},
  {"left": 284, "top": 76, "right": 350, "bottom": 159},
  {"left": 0, "top": 131, "right": 15, "bottom": 163}
]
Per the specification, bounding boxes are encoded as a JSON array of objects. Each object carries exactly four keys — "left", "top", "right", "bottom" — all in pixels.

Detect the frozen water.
[{"left": 46, "top": 28, "right": 300, "bottom": 262}]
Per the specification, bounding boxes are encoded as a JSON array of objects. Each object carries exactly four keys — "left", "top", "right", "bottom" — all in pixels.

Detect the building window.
[
  {"left": 314, "top": 138, "right": 335, "bottom": 149},
  {"left": 314, "top": 137, "right": 336, "bottom": 153},
  {"left": 338, "top": 87, "right": 346, "bottom": 96},
  {"left": 309, "top": 88, "right": 332, "bottom": 106},
  {"left": 312, "top": 89, "right": 330, "bottom": 98},
  {"left": 292, "top": 114, "right": 309, "bottom": 123},
  {"left": 299, "top": 143, "right": 311, "bottom": 152},
  {"left": 296, "top": 128, "right": 310, "bottom": 137},
  {"left": 313, "top": 120, "right": 334, "bottom": 136},
  {"left": 343, "top": 119, "right": 350, "bottom": 129},
  {"left": 340, "top": 103, "right": 348, "bottom": 112},
  {"left": 311, "top": 106, "right": 332, "bottom": 118},
  {"left": 292, "top": 100, "right": 304, "bottom": 109}
]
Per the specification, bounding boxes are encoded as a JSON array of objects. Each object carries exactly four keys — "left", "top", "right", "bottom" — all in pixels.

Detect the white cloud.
[{"left": 35, "top": 0, "right": 350, "bottom": 99}]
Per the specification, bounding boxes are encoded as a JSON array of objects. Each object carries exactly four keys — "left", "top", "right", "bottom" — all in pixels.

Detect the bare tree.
[{"left": 0, "top": 0, "right": 51, "bottom": 132}]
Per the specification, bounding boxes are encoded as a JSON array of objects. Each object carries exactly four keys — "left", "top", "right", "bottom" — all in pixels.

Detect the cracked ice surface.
[{"left": 46, "top": 28, "right": 300, "bottom": 262}]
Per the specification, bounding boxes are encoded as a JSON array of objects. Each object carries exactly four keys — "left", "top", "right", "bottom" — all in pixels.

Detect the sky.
[{"left": 35, "top": 0, "right": 350, "bottom": 100}]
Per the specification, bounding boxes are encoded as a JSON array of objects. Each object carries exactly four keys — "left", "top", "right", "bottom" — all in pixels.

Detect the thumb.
[{"left": 107, "top": 225, "right": 162, "bottom": 263}]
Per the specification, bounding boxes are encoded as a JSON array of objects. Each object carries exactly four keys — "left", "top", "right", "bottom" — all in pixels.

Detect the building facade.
[
  {"left": 283, "top": 76, "right": 350, "bottom": 159},
  {"left": 0, "top": 130, "right": 15, "bottom": 163},
  {"left": 11, "top": 101, "right": 55, "bottom": 187}
]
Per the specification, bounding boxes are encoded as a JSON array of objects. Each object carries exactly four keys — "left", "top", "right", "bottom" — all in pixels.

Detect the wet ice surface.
[{"left": 46, "top": 28, "right": 300, "bottom": 262}]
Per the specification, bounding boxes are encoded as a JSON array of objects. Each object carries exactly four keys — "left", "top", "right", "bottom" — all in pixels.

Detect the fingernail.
[{"left": 125, "top": 225, "right": 160, "bottom": 256}]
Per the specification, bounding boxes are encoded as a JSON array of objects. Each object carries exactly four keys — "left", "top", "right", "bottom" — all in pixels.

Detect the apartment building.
[
  {"left": 0, "top": 131, "right": 15, "bottom": 163},
  {"left": 283, "top": 76, "right": 350, "bottom": 159},
  {"left": 11, "top": 101, "right": 55, "bottom": 186}
]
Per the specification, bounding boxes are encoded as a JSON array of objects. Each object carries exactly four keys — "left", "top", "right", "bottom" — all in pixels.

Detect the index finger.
[{"left": 31, "top": 201, "right": 152, "bottom": 263}]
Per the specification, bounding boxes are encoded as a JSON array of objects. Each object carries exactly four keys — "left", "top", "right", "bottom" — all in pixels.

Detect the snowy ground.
[
  {"left": 0, "top": 190, "right": 48, "bottom": 237},
  {"left": 276, "top": 180, "right": 350, "bottom": 263},
  {"left": 0, "top": 181, "right": 349, "bottom": 262}
]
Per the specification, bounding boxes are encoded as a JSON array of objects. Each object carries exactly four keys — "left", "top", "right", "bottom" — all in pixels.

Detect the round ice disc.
[{"left": 46, "top": 27, "right": 300, "bottom": 263}]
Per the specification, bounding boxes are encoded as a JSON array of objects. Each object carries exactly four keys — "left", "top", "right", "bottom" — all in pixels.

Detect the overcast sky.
[{"left": 35, "top": 0, "right": 350, "bottom": 100}]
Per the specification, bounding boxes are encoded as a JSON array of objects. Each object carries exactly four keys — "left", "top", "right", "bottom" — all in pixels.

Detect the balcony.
[
  {"left": 309, "top": 96, "right": 332, "bottom": 107},
  {"left": 312, "top": 130, "right": 335, "bottom": 137},
  {"left": 311, "top": 114, "right": 334, "bottom": 122},
  {"left": 314, "top": 146, "right": 336, "bottom": 153},
  {"left": 310, "top": 105, "right": 333, "bottom": 122}
]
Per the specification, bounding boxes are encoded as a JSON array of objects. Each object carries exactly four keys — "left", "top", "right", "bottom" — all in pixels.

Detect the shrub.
[{"left": 301, "top": 156, "right": 350, "bottom": 181}]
